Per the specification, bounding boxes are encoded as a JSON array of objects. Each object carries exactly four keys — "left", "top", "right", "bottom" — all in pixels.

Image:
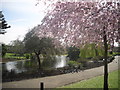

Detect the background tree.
[
  {"left": 80, "top": 43, "right": 104, "bottom": 58},
  {"left": 36, "top": 1, "right": 119, "bottom": 89},
  {"left": 24, "top": 29, "right": 58, "bottom": 69},
  {"left": 9, "top": 39, "right": 25, "bottom": 56},
  {"left": 0, "top": 11, "right": 10, "bottom": 34},
  {"left": 67, "top": 46, "right": 80, "bottom": 61},
  {"left": 2, "top": 44, "right": 7, "bottom": 57}
]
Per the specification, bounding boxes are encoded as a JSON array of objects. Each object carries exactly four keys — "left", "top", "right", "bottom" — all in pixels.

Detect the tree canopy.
[
  {"left": 35, "top": 1, "right": 119, "bottom": 48},
  {"left": 0, "top": 11, "right": 10, "bottom": 34},
  {"left": 67, "top": 46, "right": 80, "bottom": 60},
  {"left": 35, "top": 1, "right": 119, "bottom": 89},
  {"left": 1, "top": 44, "right": 7, "bottom": 57},
  {"left": 24, "top": 29, "right": 59, "bottom": 69},
  {"left": 8, "top": 39, "right": 25, "bottom": 56}
]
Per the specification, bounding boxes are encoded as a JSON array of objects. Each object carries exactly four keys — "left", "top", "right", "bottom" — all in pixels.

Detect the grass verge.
[
  {"left": 4, "top": 53, "right": 26, "bottom": 59},
  {"left": 58, "top": 70, "right": 119, "bottom": 89}
]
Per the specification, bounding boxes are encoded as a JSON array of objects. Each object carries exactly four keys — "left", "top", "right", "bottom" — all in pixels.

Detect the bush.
[
  {"left": 68, "top": 61, "right": 81, "bottom": 67},
  {"left": 2, "top": 44, "right": 7, "bottom": 57},
  {"left": 92, "top": 56, "right": 104, "bottom": 61},
  {"left": 25, "top": 54, "right": 30, "bottom": 59},
  {"left": 42, "top": 56, "right": 56, "bottom": 68},
  {"left": 67, "top": 46, "right": 80, "bottom": 61}
]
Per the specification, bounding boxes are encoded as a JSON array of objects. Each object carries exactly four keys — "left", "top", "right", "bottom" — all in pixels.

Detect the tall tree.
[
  {"left": 9, "top": 39, "right": 25, "bottom": 56},
  {"left": 36, "top": 1, "right": 119, "bottom": 89},
  {"left": 0, "top": 11, "right": 10, "bottom": 34},
  {"left": 1, "top": 44, "right": 7, "bottom": 57},
  {"left": 67, "top": 46, "right": 80, "bottom": 60},
  {"left": 24, "top": 29, "right": 57, "bottom": 69}
]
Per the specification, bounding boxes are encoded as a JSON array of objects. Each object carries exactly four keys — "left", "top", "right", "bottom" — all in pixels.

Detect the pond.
[{"left": 1, "top": 55, "right": 69, "bottom": 74}]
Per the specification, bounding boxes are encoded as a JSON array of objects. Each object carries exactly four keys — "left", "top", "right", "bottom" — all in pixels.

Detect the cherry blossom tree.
[{"left": 36, "top": 0, "right": 119, "bottom": 89}]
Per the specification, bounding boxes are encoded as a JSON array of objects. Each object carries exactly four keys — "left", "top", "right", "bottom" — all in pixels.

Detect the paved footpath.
[{"left": 2, "top": 56, "right": 119, "bottom": 88}]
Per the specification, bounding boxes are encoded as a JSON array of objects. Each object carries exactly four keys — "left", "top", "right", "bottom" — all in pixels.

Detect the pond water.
[{"left": 1, "top": 55, "right": 69, "bottom": 74}]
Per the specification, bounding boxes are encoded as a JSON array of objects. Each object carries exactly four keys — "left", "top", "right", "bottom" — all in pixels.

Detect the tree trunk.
[
  {"left": 103, "top": 30, "right": 108, "bottom": 90},
  {"left": 35, "top": 53, "right": 41, "bottom": 69},
  {"left": 95, "top": 47, "right": 98, "bottom": 57}
]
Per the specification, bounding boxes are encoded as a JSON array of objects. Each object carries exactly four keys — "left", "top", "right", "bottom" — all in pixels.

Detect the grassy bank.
[
  {"left": 1, "top": 53, "right": 28, "bottom": 62},
  {"left": 4, "top": 53, "right": 26, "bottom": 59},
  {"left": 59, "top": 70, "right": 119, "bottom": 88}
]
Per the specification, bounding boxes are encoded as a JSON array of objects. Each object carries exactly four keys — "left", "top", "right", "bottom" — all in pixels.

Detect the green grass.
[
  {"left": 4, "top": 53, "right": 26, "bottom": 59},
  {"left": 59, "top": 70, "right": 119, "bottom": 88},
  {"left": 112, "top": 52, "right": 120, "bottom": 55}
]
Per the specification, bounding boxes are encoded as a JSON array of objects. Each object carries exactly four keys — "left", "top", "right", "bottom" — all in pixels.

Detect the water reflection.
[
  {"left": 2, "top": 55, "right": 68, "bottom": 74},
  {"left": 2, "top": 61, "right": 28, "bottom": 73}
]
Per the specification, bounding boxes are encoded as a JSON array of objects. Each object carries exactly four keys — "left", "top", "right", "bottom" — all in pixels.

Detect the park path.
[{"left": 2, "top": 56, "right": 119, "bottom": 88}]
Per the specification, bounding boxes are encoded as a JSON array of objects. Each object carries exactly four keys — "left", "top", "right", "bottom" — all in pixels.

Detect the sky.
[{"left": 0, "top": 0, "right": 47, "bottom": 44}]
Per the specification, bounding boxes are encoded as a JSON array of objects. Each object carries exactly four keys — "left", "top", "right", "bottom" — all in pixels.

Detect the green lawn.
[
  {"left": 59, "top": 70, "right": 119, "bottom": 89},
  {"left": 4, "top": 53, "right": 26, "bottom": 59}
]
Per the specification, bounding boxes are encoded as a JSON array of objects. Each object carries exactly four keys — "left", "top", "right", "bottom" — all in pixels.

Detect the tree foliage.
[
  {"left": 24, "top": 30, "right": 57, "bottom": 55},
  {"left": 0, "top": 11, "right": 10, "bottom": 34},
  {"left": 35, "top": 1, "right": 119, "bottom": 89},
  {"left": 8, "top": 39, "right": 25, "bottom": 56},
  {"left": 2, "top": 44, "right": 7, "bottom": 57},
  {"left": 24, "top": 29, "right": 58, "bottom": 69},
  {"left": 67, "top": 46, "right": 80, "bottom": 60},
  {"left": 80, "top": 43, "right": 104, "bottom": 58},
  {"left": 36, "top": 1, "right": 119, "bottom": 47}
]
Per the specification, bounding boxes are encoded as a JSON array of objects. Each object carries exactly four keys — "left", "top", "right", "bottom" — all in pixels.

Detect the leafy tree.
[
  {"left": 2, "top": 44, "right": 7, "bottom": 57},
  {"left": 24, "top": 30, "right": 57, "bottom": 69},
  {"left": 9, "top": 39, "right": 25, "bottom": 56},
  {"left": 0, "top": 11, "right": 10, "bottom": 34},
  {"left": 67, "top": 46, "right": 80, "bottom": 61},
  {"left": 80, "top": 43, "right": 104, "bottom": 58},
  {"left": 36, "top": 1, "right": 119, "bottom": 89}
]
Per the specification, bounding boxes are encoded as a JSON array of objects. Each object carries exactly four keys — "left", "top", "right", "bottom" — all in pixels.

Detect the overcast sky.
[{"left": 0, "top": 0, "right": 46, "bottom": 44}]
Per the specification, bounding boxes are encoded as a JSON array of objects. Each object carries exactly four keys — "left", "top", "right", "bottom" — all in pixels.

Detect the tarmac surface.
[{"left": 2, "top": 56, "right": 119, "bottom": 88}]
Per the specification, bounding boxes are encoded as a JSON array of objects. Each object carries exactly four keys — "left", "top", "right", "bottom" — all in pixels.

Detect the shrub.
[
  {"left": 25, "top": 54, "right": 30, "bottom": 59},
  {"left": 2, "top": 44, "right": 7, "bottom": 57},
  {"left": 68, "top": 61, "right": 81, "bottom": 67},
  {"left": 67, "top": 46, "right": 80, "bottom": 61}
]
